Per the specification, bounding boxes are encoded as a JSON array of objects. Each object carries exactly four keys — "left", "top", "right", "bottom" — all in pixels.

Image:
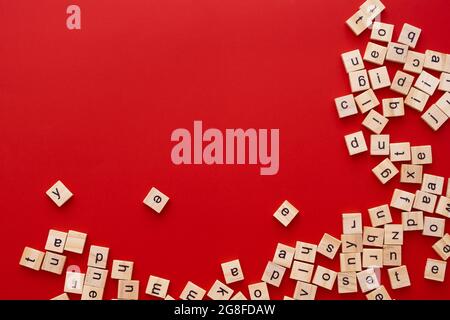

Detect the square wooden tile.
[
  {"left": 145, "top": 275, "right": 170, "bottom": 299},
  {"left": 398, "top": 23, "right": 421, "bottom": 48},
  {"left": 388, "top": 266, "right": 410, "bottom": 289},
  {"left": 19, "top": 247, "right": 45, "bottom": 271},
  {"left": 402, "top": 211, "right": 424, "bottom": 231},
  {"left": 370, "top": 22, "right": 394, "bottom": 43},
  {"left": 344, "top": 131, "right": 368, "bottom": 156},
  {"left": 404, "top": 51, "right": 425, "bottom": 74},
  {"left": 46, "top": 180, "right": 73, "bottom": 207},
  {"left": 355, "top": 89, "right": 380, "bottom": 113},
  {"left": 341, "top": 50, "right": 365, "bottom": 73},
  {"left": 390, "top": 71, "right": 414, "bottom": 95},
  {"left": 143, "top": 187, "right": 169, "bottom": 213},
  {"left": 400, "top": 164, "right": 423, "bottom": 184},
  {"left": 372, "top": 158, "right": 398, "bottom": 184},
  {"left": 273, "top": 200, "right": 299, "bottom": 227},
  {"left": 390, "top": 188, "right": 415, "bottom": 211},
  {"left": 370, "top": 134, "right": 390, "bottom": 156},
  {"left": 368, "top": 204, "right": 392, "bottom": 227}
]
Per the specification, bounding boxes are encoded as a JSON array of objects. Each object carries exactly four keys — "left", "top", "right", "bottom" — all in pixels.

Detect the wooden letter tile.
[
  {"left": 341, "top": 234, "right": 363, "bottom": 253},
  {"left": 46, "top": 180, "right": 73, "bottom": 207},
  {"left": 366, "top": 285, "right": 392, "bottom": 300},
  {"left": 363, "top": 227, "right": 384, "bottom": 248},
  {"left": 261, "top": 261, "right": 286, "bottom": 287},
  {"left": 180, "top": 281, "right": 206, "bottom": 300},
  {"left": 273, "top": 200, "right": 299, "bottom": 227},
  {"left": 422, "top": 173, "right": 445, "bottom": 195},
  {"left": 19, "top": 247, "right": 45, "bottom": 271},
  {"left": 88, "top": 245, "right": 109, "bottom": 269},
  {"left": 370, "top": 21, "right": 393, "bottom": 43},
  {"left": 388, "top": 265, "right": 410, "bottom": 289},
  {"left": 340, "top": 252, "right": 362, "bottom": 272},
  {"left": 346, "top": 10, "right": 371, "bottom": 36},
  {"left": 362, "top": 249, "right": 383, "bottom": 268},
  {"left": 357, "top": 268, "right": 380, "bottom": 293},
  {"left": 342, "top": 213, "right": 363, "bottom": 234},
  {"left": 436, "top": 92, "right": 450, "bottom": 117},
  {"left": 424, "top": 259, "right": 446, "bottom": 282},
  {"left": 398, "top": 23, "right": 421, "bottom": 48},
  {"left": 64, "top": 230, "right": 87, "bottom": 254},
  {"left": 41, "top": 251, "right": 66, "bottom": 275},
  {"left": 294, "top": 242, "right": 317, "bottom": 263},
  {"left": 446, "top": 54, "right": 450, "bottom": 73},
  {"left": 312, "top": 266, "right": 337, "bottom": 290},
  {"left": 390, "top": 142, "right": 411, "bottom": 162},
  {"left": 207, "top": 280, "right": 234, "bottom": 300},
  {"left": 415, "top": 70, "right": 440, "bottom": 96},
  {"left": 341, "top": 50, "right": 365, "bottom": 73},
  {"left": 143, "top": 187, "right": 169, "bottom": 213},
  {"left": 221, "top": 259, "right": 244, "bottom": 284},
  {"left": 45, "top": 229, "right": 67, "bottom": 254},
  {"left": 390, "top": 71, "right": 414, "bottom": 95},
  {"left": 422, "top": 105, "right": 448, "bottom": 131},
  {"left": 64, "top": 272, "right": 85, "bottom": 294},
  {"left": 118, "top": 280, "right": 139, "bottom": 300},
  {"left": 432, "top": 234, "right": 450, "bottom": 260},
  {"left": 404, "top": 51, "right": 425, "bottom": 74},
  {"left": 413, "top": 190, "right": 438, "bottom": 213},
  {"left": 290, "top": 261, "right": 314, "bottom": 283},
  {"left": 383, "top": 98, "right": 404, "bottom": 118},
  {"left": 273, "top": 243, "right": 295, "bottom": 268},
  {"left": 372, "top": 158, "right": 398, "bottom": 184},
  {"left": 337, "top": 272, "right": 357, "bottom": 294},
  {"left": 400, "top": 164, "right": 423, "bottom": 184},
  {"left": 368, "top": 66, "right": 390, "bottom": 89},
  {"left": 248, "top": 282, "right": 270, "bottom": 300},
  {"left": 364, "top": 42, "right": 387, "bottom": 66},
  {"left": 355, "top": 89, "right": 380, "bottom": 113},
  {"left": 424, "top": 50, "right": 447, "bottom": 72},
  {"left": 438, "top": 72, "right": 450, "bottom": 92},
  {"left": 384, "top": 224, "right": 404, "bottom": 245},
  {"left": 362, "top": 109, "right": 389, "bottom": 134},
  {"left": 359, "top": 0, "right": 385, "bottom": 20},
  {"left": 81, "top": 285, "right": 104, "bottom": 300},
  {"left": 402, "top": 211, "right": 424, "bottom": 231},
  {"left": 383, "top": 245, "right": 402, "bottom": 266},
  {"left": 411, "top": 145, "right": 432, "bottom": 165},
  {"left": 436, "top": 196, "right": 450, "bottom": 218},
  {"left": 423, "top": 216, "right": 445, "bottom": 238},
  {"left": 145, "top": 275, "right": 170, "bottom": 299},
  {"left": 111, "top": 260, "right": 134, "bottom": 280},
  {"left": 349, "top": 69, "right": 370, "bottom": 93},
  {"left": 335, "top": 94, "right": 358, "bottom": 119},
  {"left": 370, "top": 134, "right": 390, "bottom": 156},
  {"left": 85, "top": 267, "right": 108, "bottom": 289},
  {"left": 293, "top": 281, "right": 317, "bottom": 300},
  {"left": 405, "top": 87, "right": 429, "bottom": 112},
  {"left": 344, "top": 131, "right": 368, "bottom": 156},
  {"left": 390, "top": 189, "right": 415, "bottom": 211},
  {"left": 386, "top": 42, "right": 408, "bottom": 63},
  {"left": 368, "top": 204, "right": 392, "bottom": 227},
  {"left": 448, "top": 178, "right": 450, "bottom": 198},
  {"left": 318, "top": 233, "right": 341, "bottom": 259}
]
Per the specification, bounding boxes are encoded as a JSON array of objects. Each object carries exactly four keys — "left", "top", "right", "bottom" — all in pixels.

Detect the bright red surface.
[{"left": 1, "top": 0, "right": 449, "bottom": 300}]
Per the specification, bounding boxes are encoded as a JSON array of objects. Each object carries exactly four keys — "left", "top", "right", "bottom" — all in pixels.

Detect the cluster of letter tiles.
[{"left": 339, "top": 1, "right": 449, "bottom": 147}]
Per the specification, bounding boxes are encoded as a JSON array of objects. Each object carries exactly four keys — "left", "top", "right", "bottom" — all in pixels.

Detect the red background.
[{"left": 1, "top": 0, "right": 449, "bottom": 300}]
